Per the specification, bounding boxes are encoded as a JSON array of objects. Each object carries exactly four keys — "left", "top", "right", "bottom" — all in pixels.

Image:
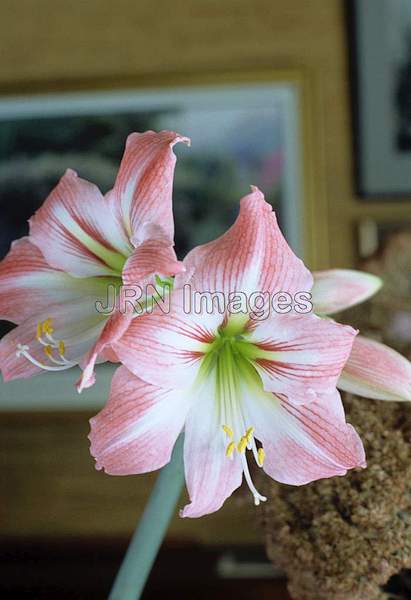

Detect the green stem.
[{"left": 108, "top": 434, "right": 185, "bottom": 600}]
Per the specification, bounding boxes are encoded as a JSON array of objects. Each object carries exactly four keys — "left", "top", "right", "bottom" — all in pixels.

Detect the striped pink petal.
[
  {"left": 89, "top": 366, "right": 190, "bottom": 475},
  {"left": 29, "top": 169, "right": 130, "bottom": 278},
  {"left": 247, "top": 313, "right": 357, "bottom": 404},
  {"left": 112, "top": 130, "right": 190, "bottom": 242},
  {"left": 0, "top": 237, "right": 113, "bottom": 323},
  {"left": 111, "top": 289, "right": 222, "bottom": 390},
  {"left": 312, "top": 269, "right": 382, "bottom": 315},
  {"left": 180, "top": 371, "right": 243, "bottom": 518},
  {"left": 122, "top": 239, "right": 184, "bottom": 286},
  {"left": 244, "top": 389, "right": 365, "bottom": 485},
  {"left": 338, "top": 335, "right": 411, "bottom": 401},
  {"left": 180, "top": 186, "right": 312, "bottom": 297},
  {"left": 77, "top": 312, "right": 133, "bottom": 393}
]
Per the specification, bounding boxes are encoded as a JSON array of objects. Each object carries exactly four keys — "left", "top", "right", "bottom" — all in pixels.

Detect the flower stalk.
[{"left": 109, "top": 434, "right": 185, "bottom": 600}]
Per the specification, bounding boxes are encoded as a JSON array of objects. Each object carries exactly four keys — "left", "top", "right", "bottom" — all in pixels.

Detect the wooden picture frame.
[{"left": 348, "top": 0, "right": 411, "bottom": 198}]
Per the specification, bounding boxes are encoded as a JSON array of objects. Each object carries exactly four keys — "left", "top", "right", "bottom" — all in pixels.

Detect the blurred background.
[{"left": 0, "top": 1, "right": 410, "bottom": 598}]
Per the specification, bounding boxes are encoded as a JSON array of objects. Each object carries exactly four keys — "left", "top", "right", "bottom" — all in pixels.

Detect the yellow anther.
[
  {"left": 245, "top": 427, "right": 255, "bottom": 442},
  {"left": 257, "top": 448, "right": 265, "bottom": 467},
  {"left": 44, "top": 345, "right": 53, "bottom": 358},
  {"left": 225, "top": 442, "right": 236, "bottom": 458},
  {"left": 42, "top": 318, "right": 54, "bottom": 335},
  {"left": 36, "top": 322, "right": 42, "bottom": 340},
  {"left": 58, "top": 341, "right": 65, "bottom": 356},
  {"left": 237, "top": 436, "right": 248, "bottom": 454},
  {"left": 222, "top": 425, "right": 233, "bottom": 439}
]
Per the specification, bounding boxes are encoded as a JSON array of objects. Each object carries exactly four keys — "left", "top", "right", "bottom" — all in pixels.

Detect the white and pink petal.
[
  {"left": 122, "top": 239, "right": 184, "bottom": 286},
  {"left": 180, "top": 187, "right": 313, "bottom": 298},
  {"left": 338, "top": 335, "right": 411, "bottom": 401},
  {"left": 246, "top": 312, "right": 357, "bottom": 403},
  {"left": 0, "top": 237, "right": 116, "bottom": 323},
  {"left": 77, "top": 312, "right": 134, "bottom": 392},
  {"left": 111, "top": 130, "right": 190, "bottom": 241},
  {"left": 312, "top": 269, "right": 382, "bottom": 315},
  {"left": 89, "top": 366, "right": 190, "bottom": 475},
  {"left": 181, "top": 370, "right": 243, "bottom": 518},
  {"left": 244, "top": 388, "right": 365, "bottom": 485},
  {"left": 29, "top": 169, "right": 129, "bottom": 278}
]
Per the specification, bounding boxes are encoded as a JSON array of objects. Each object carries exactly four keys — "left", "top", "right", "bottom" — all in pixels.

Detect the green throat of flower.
[{"left": 198, "top": 317, "right": 268, "bottom": 506}]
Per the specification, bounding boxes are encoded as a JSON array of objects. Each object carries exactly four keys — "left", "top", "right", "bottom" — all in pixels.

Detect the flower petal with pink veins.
[
  {"left": 89, "top": 366, "right": 190, "bottom": 475},
  {"left": 312, "top": 269, "right": 382, "bottom": 315},
  {"left": 179, "top": 186, "right": 313, "bottom": 297},
  {"left": 180, "top": 370, "right": 243, "bottom": 518},
  {"left": 0, "top": 297, "right": 108, "bottom": 382},
  {"left": 0, "top": 237, "right": 116, "bottom": 323},
  {"left": 122, "top": 239, "right": 184, "bottom": 286},
  {"left": 243, "top": 388, "right": 365, "bottom": 485},
  {"left": 99, "top": 346, "right": 120, "bottom": 363},
  {"left": 29, "top": 169, "right": 130, "bottom": 278},
  {"left": 111, "top": 289, "right": 223, "bottom": 390},
  {"left": 111, "top": 130, "right": 190, "bottom": 241},
  {"left": 246, "top": 313, "right": 357, "bottom": 403},
  {"left": 77, "top": 312, "right": 133, "bottom": 393},
  {"left": 338, "top": 335, "right": 411, "bottom": 401}
]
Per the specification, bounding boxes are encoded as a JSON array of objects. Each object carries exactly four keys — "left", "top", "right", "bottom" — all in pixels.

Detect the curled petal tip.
[
  {"left": 174, "top": 134, "right": 191, "bottom": 147},
  {"left": 76, "top": 370, "right": 95, "bottom": 394},
  {"left": 240, "top": 186, "right": 270, "bottom": 212},
  {"left": 249, "top": 185, "right": 267, "bottom": 202}
]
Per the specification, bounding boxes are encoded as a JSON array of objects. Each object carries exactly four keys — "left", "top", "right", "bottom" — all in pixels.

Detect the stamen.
[
  {"left": 225, "top": 442, "right": 236, "bottom": 458},
  {"left": 44, "top": 345, "right": 53, "bottom": 358},
  {"left": 237, "top": 436, "right": 248, "bottom": 454},
  {"left": 257, "top": 448, "right": 265, "bottom": 467},
  {"left": 221, "top": 422, "right": 267, "bottom": 506},
  {"left": 222, "top": 425, "right": 233, "bottom": 439},
  {"left": 42, "top": 318, "right": 54, "bottom": 335},
  {"left": 15, "top": 318, "right": 75, "bottom": 373},
  {"left": 16, "top": 343, "right": 74, "bottom": 372},
  {"left": 245, "top": 427, "right": 255, "bottom": 442},
  {"left": 245, "top": 426, "right": 255, "bottom": 449}
]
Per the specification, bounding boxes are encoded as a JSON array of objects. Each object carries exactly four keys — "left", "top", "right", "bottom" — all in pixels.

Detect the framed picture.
[
  {"left": 349, "top": 0, "right": 411, "bottom": 197},
  {"left": 0, "top": 70, "right": 317, "bottom": 409},
  {"left": 0, "top": 76, "right": 306, "bottom": 261}
]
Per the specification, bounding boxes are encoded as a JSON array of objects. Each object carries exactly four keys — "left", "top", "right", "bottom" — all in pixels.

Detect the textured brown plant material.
[
  {"left": 345, "top": 229, "right": 411, "bottom": 360},
  {"left": 262, "top": 395, "right": 411, "bottom": 600}
]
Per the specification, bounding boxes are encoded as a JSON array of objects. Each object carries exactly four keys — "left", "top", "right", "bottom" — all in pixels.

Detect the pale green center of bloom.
[{"left": 198, "top": 316, "right": 268, "bottom": 506}]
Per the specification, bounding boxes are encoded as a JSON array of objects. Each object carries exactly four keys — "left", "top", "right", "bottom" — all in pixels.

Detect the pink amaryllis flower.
[
  {"left": 0, "top": 131, "right": 189, "bottom": 391},
  {"left": 89, "top": 187, "right": 365, "bottom": 518},
  {"left": 311, "top": 270, "right": 411, "bottom": 401}
]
